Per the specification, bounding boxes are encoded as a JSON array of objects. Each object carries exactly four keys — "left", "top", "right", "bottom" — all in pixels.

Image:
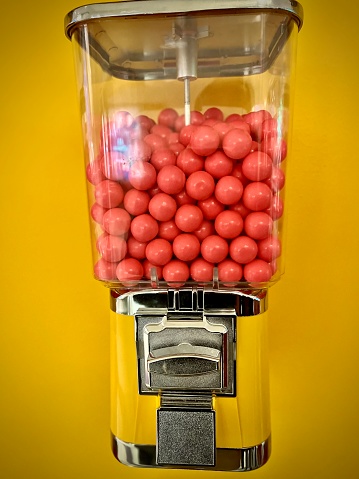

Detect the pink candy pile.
[{"left": 86, "top": 107, "right": 286, "bottom": 285}]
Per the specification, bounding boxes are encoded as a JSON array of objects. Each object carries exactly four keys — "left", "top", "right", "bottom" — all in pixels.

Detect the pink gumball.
[
  {"left": 102, "top": 208, "right": 131, "bottom": 236},
  {"left": 222, "top": 128, "right": 252, "bottom": 160},
  {"left": 128, "top": 161, "right": 156, "bottom": 190},
  {"left": 97, "top": 234, "right": 127, "bottom": 263},
  {"left": 264, "top": 165, "right": 285, "bottom": 191},
  {"left": 174, "top": 115, "right": 186, "bottom": 132},
  {"left": 135, "top": 115, "right": 156, "bottom": 132},
  {"left": 229, "top": 236, "right": 258, "bottom": 264},
  {"left": 151, "top": 124, "right": 173, "bottom": 139},
  {"left": 257, "top": 235, "right": 282, "bottom": 262},
  {"left": 201, "top": 235, "right": 229, "bottom": 264},
  {"left": 218, "top": 259, "right": 243, "bottom": 282},
  {"left": 149, "top": 193, "right": 177, "bottom": 222},
  {"left": 90, "top": 203, "right": 108, "bottom": 224},
  {"left": 190, "top": 125, "right": 220, "bottom": 156},
  {"left": 176, "top": 148, "right": 204, "bottom": 175},
  {"left": 129, "top": 124, "right": 148, "bottom": 141},
  {"left": 167, "top": 132, "right": 180, "bottom": 145},
  {"left": 94, "top": 258, "right": 118, "bottom": 281},
  {"left": 227, "top": 120, "right": 251, "bottom": 134},
  {"left": 226, "top": 113, "right": 243, "bottom": 123},
  {"left": 174, "top": 189, "right": 196, "bottom": 206},
  {"left": 145, "top": 238, "right": 173, "bottom": 266},
  {"left": 169, "top": 142, "right": 186, "bottom": 156},
  {"left": 158, "top": 108, "right": 178, "bottom": 129},
  {"left": 144, "top": 133, "right": 167, "bottom": 152},
  {"left": 150, "top": 148, "right": 177, "bottom": 170},
  {"left": 190, "top": 258, "right": 214, "bottom": 282},
  {"left": 260, "top": 136, "right": 287, "bottom": 164},
  {"left": 242, "top": 151, "right": 273, "bottom": 181},
  {"left": 158, "top": 220, "right": 181, "bottom": 241},
  {"left": 193, "top": 220, "right": 215, "bottom": 241},
  {"left": 175, "top": 204, "right": 203, "bottom": 232},
  {"left": 157, "top": 165, "right": 186, "bottom": 195},
  {"left": 212, "top": 122, "right": 233, "bottom": 142},
  {"left": 244, "top": 212, "right": 273, "bottom": 240},
  {"left": 198, "top": 196, "right": 225, "bottom": 220},
  {"left": 262, "top": 118, "right": 278, "bottom": 138},
  {"left": 202, "top": 118, "right": 219, "bottom": 127},
  {"left": 190, "top": 111, "right": 205, "bottom": 126},
  {"left": 127, "top": 139, "right": 151, "bottom": 162},
  {"left": 173, "top": 234, "right": 200, "bottom": 262},
  {"left": 113, "top": 110, "right": 134, "bottom": 129},
  {"left": 186, "top": 171, "right": 215, "bottom": 201},
  {"left": 130, "top": 214, "right": 158, "bottom": 242},
  {"left": 204, "top": 107, "right": 224, "bottom": 121},
  {"left": 127, "top": 237, "right": 148, "bottom": 260},
  {"left": 179, "top": 125, "right": 198, "bottom": 146},
  {"left": 214, "top": 210, "right": 243, "bottom": 239},
  {"left": 123, "top": 189, "right": 150, "bottom": 216},
  {"left": 204, "top": 151, "right": 233, "bottom": 178},
  {"left": 95, "top": 180, "right": 124, "bottom": 209},
  {"left": 116, "top": 258, "right": 144, "bottom": 282},
  {"left": 243, "top": 259, "right": 272, "bottom": 283},
  {"left": 86, "top": 159, "right": 105, "bottom": 185},
  {"left": 231, "top": 162, "right": 250, "bottom": 187},
  {"left": 215, "top": 176, "right": 243, "bottom": 205},
  {"left": 242, "top": 182, "right": 272, "bottom": 211},
  {"left": 265, "top": 195, "right": 284, "bottom": 220},
  {"left": 101, "top": 151, "right": 130, "bottom": 183},
  {"left": 242, "top": 110, "right": 272, "bottom": 141},
  {"left": 163, "top": 260, "right": 190, "bottom": 284},
  {"left": 148, "top": 184, "right": 162, "bottom": 197},
  {"left": 229, "top": 201, "right": 251, "bottom": 219}
]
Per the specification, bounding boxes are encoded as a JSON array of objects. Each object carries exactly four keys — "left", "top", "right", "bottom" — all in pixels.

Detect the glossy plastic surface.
[
  {"left": 71, "top": 12, "right": 299, "bottom": 289},
  {"left": 110, "top": 310, "right": 270, "bottom": 451}
]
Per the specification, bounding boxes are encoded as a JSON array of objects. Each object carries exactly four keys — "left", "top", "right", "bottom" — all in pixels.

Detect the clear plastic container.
[
  {"left": 68, "top": 1, "right": 298, "bottom": 288},
  {"left": 67, "top": 1, "right": 301, "bottom": 291}
]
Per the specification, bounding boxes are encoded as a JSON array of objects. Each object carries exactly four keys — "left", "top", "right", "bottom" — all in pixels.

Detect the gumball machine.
[{"left": 65, "top": 0, "right": 303, "bottom": 471}]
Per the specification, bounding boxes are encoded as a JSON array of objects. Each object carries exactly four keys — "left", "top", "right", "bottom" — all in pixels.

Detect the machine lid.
[
  {"left": 64, "top": 0, "right": 303, "bottom": 80},
  {"left": 65, "top": 0, "right": 303, "bottom": 39}
]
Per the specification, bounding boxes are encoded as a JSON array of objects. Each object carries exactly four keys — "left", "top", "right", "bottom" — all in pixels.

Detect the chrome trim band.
[
  {"left": 65, "top": 0, "right": 303, "bottom": 39},
  {"left": 110, "top": 288, "right": 268, "bottom": 316},
  {"left": 112, "top": 434, "right": 271, "bottom": 471}
]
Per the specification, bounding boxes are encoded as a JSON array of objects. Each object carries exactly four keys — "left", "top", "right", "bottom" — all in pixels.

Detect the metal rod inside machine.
[{"left": 184, "top": 78, "right": 191, "bottom": 126}]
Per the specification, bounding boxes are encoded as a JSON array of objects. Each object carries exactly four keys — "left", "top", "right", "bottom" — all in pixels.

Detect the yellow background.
[{"left": 1, "top": 1, "right": 359, "bottom": 478}]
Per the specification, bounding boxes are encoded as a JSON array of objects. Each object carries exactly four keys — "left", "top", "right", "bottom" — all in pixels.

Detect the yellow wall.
[{"left": 1, "top": 1, "right": 358, "bottom": 478}]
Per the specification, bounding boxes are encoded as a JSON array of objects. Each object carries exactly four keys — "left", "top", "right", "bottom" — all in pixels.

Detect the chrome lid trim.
[{"left": 65, "top": 0, "right": 303, "bottom": 39}]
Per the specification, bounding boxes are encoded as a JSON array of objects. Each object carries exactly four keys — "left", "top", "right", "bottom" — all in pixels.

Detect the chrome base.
[{"left": 112, "top": 434, "right": 271, "bottom": 472}]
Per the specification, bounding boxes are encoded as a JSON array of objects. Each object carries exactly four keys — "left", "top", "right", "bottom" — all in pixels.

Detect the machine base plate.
[{"left": 112, "top": 434, "right": 271, "bottom": 471}]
